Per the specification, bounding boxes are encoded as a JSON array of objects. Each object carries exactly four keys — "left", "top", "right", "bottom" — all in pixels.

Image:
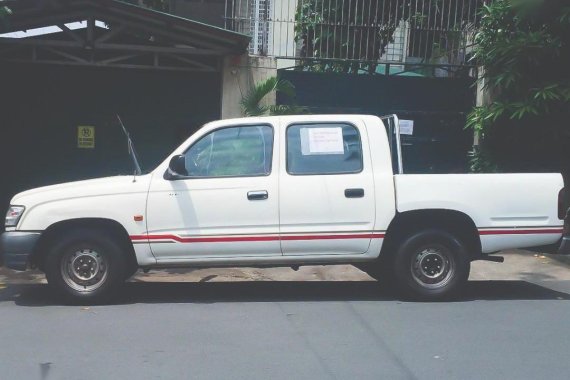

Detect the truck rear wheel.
[
  {"left": 44, "top": 229, "right": 126, "bottom": 304},
  {"left": 394, "top": 229, "right": 470, "bottom": 301}
]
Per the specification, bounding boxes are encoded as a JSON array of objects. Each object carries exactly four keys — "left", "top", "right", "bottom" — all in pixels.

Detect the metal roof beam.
[
  {"left": 97, "top": 53, "right": 143, "bottom": 65},
  {"left": 163, "top": 53, "right": 217, "bottom": 71},
  {"left": 56, "top": 23, "right": 85, "bottom": 44},
  {"left": 94, "top": 24, "right": 126, "bottom": 43},
  {"left": 41, "top": 46, "right": 88, "bottom": 63},
  {"left": 0, "top": 38, "right": 222, "bottom": 57},
  {"left": 95, "top": 43, "right": 222, "bottom": 57},
  {"left": 0, "top": 38, "right": 82, "bottom": 49},
  {"left": 94, "top": 13, "right": 239, "bottom": 53},
  {"left": 0, "top": 43, "right": 219, "bottom": 73},
  {"left": 101, "top": 6, "right": 245, "bottom": 47},
  {"left": 0, "top": 57, "right": 217, "bottom": 72}
]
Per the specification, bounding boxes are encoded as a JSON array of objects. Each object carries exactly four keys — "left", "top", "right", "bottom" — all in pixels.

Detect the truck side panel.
[{"left": 395, "top": 173, "right": 564, "bottom": 253}]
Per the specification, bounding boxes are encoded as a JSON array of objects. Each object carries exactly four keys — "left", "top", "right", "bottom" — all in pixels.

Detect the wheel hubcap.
[
  {"left": 61, "top": 249, "right": 108, "bottom": 292},
  {"left": 411, "top": 245, "right": 455, "bottom": 289}
]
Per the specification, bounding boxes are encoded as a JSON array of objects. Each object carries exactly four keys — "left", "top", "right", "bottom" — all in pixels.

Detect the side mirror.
[{"left": 166, "top": 154, "right": 188, "bottom": 178}]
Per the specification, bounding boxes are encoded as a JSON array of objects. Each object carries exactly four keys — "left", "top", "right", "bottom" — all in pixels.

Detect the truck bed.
[{"left": 394, "top": 173, "right": 564, "bottom": 253}]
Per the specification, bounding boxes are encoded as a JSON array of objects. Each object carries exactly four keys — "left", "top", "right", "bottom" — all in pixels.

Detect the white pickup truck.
[{"left": 1, "top": 115, "right": 568, "bottom": 303}]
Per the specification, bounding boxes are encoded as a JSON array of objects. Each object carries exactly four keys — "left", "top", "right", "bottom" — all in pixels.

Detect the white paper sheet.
[
  {"left": 399, "top": 119, "right": 414, "bottom": 135},
  {"left": 300, "top": 127, "right": 345, "bottom": 155}
]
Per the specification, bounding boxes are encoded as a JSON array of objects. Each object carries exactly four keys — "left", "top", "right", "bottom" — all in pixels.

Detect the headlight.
[{"left": 5, "top": 206, "right": 25, "bottom": 227}]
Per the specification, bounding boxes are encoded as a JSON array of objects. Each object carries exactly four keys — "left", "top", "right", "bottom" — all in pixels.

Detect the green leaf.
[{"left": 240, "top": 77, "right": 300, "bottom": 117}]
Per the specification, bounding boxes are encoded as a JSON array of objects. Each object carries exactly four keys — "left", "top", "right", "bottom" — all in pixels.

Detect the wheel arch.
[
  {"left": 31, "top": 218, "right": 138, "bottom": 274},
  {"left": 381, "top": 209, "right": 482, "bottom": 260}
]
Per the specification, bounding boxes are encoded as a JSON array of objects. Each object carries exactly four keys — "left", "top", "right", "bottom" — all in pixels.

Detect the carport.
[{"left": 0, "top": 0, "right": 249, "bottom": 218}]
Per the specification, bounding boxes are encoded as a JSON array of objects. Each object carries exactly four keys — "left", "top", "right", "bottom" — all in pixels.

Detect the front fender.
[{"left": 17, "top": 193, "right": 148, "bottom": 236}]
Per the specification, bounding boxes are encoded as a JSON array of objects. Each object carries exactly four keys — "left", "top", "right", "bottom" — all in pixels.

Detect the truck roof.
[{"left": 212, "top": 114, "right": 382, "bottom": 126}]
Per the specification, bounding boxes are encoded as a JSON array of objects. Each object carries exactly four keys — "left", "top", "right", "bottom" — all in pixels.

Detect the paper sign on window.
[
  {"left": 399, "top": 119, "right": 414, "bottom": 135},
  {"left": 300, "top": 127, "right": 345, "bottom": 155}
]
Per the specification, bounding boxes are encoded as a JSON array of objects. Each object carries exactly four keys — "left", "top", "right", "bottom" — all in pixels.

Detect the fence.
[{"left": 225, "top": 0, "right": 485, "bottom": 73}]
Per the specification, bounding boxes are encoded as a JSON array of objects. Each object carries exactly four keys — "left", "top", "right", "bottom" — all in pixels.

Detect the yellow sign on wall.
[{"left": 78, "top": 126, "right": 95, "bottom": 149}]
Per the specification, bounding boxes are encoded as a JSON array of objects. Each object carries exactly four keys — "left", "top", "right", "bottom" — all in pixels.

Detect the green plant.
[
  {"left": 466, "top": 0, "right": 570, "bottom": 183},
  {"left": 468, "top": 146, "right": 499, "bottom": 173},
  {"left": 467, "top": 1, "right": 570, "bottom": 132},
  {"left": 240, "top": 77, "right": 307, "bottom": 117}
]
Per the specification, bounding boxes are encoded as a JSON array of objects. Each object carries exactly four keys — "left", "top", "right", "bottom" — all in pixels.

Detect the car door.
[
  {"left": 145, "top": 123, "right": 280, "bottom": 261},
  {"left": 279, "top": 119, "right": 377, "bottom": 255}
]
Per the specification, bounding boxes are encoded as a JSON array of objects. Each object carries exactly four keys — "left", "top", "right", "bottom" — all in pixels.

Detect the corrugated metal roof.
[{"left": 2, "top": 0, "right": 251, "bottom": 54}]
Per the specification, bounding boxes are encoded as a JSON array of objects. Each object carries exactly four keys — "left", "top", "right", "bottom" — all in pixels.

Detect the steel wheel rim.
[
  {"left": 411, "top": 244, "right": 455, "bottom": 289},
  {"left": 61, "top": 249, "right": 108, "bottom": 292}
]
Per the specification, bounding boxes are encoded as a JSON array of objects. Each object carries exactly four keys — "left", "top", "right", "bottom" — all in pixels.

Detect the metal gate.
[
  {"left": 277, "top": 69, "right": 475, "bottom": 173},
  {"left": 225, "top": 0, "right": 485, "bottom": 77}
]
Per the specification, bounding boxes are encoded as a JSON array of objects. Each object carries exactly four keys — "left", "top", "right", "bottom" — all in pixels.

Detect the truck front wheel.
[
  {"left": 394, "top": 229, "right": 470, "bottom": 301},
  {"left": 44, "top": 229, "right": 127, "bottom": 304}
]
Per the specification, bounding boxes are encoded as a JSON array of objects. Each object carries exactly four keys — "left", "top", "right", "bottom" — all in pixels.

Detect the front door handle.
[
  {"left": 345, "top": 188, "right": 364, "bottom": 198},
  {"left": 247, "top": 190, "right": 268, "bottom": 201}
]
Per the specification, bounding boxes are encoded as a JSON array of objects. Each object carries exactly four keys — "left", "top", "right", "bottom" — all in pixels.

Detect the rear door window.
[{"left": 286, "top": 123, "right": 363, "bottom": 175}]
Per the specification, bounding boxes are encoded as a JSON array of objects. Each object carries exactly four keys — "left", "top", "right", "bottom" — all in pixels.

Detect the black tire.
[
  {"left": 44, "top": 229, "right": 127, "bottom": 304},
  {"left": 393, "top": 229, "right": 470, "bottom": 301}
]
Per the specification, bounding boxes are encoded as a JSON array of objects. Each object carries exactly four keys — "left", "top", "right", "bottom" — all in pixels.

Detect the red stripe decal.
[
  {"left": 281, "top": 233, "right": 385, "bottom": 241},
  {"left": 479, "top": 228, "right": 563, "bottom": 236},
  {"left": 130, "top": 233, "right": 385, "bottom": 243},
  {"left": 132, "top": 228, "right": 562, "bottom": 243},
  {"left": 142, "top": 235, "right": 280, "bottom": 243}
]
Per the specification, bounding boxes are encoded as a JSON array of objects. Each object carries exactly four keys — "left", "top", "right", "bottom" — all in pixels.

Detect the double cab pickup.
[{"left": 1, "top": 115, "right": 568, "bottom": 302}]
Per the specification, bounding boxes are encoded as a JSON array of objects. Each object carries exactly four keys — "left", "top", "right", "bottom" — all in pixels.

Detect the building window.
[{"left": 249, "top": 0, "right": 271, "bottom": 55}]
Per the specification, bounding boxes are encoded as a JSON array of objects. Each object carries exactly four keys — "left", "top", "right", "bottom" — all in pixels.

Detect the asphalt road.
[{"left": 1, "top": 250, "right": 570, "bottom": 380}]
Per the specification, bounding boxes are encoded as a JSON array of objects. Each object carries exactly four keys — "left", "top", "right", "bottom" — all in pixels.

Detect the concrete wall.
[
  {"left": 473, "top": 66, "right": 492, "bottom": 145},
  {"left": 220, "top": 54, "right": 278, "bottom": 119}
]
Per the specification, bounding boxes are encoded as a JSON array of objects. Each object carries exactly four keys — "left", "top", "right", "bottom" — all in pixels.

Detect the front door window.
[{"left": 185, "top": 125, "right": 273, "bottom": 178}]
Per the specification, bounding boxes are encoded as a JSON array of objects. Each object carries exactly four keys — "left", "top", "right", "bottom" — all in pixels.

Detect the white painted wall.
[{"left": 220, "top": 54, "right": 278, "bottom": 119}]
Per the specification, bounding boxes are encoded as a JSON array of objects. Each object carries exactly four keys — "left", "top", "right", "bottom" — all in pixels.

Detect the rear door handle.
[
  {"left": 345, "top": 188, "right": 364, "bottom": 198},
  {"left": 248, "top": 190, "right": 268, "bottom": 201}
]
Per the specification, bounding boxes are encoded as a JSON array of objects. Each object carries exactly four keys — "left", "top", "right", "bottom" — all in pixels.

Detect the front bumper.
[{"left": 0, "top": 232, "right": 41, "bottom": 270}]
